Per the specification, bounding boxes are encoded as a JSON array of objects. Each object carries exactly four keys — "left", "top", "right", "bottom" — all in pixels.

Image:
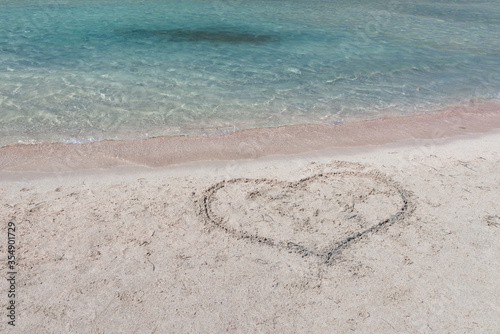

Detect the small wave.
[
  {"left": 16, "top": 139, "right": 37, "bottom": 145},
  {"left": 325, "top": 120, "right": 344, "bottom": 127},
  {"left": 60, "top": 137, "right": 97, "bottom": 144}
]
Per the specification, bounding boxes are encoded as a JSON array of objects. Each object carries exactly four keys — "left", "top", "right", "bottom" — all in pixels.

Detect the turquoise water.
[{"left": 1, "top": 0, "right": 499, "bottom": 145}]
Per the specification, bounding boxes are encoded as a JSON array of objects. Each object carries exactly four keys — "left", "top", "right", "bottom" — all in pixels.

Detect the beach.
[
  {"left": 2, "top": 0, "right": 500, "bottom": 331},
  {"left": 1, "top": 108, "right": 499, "bottom": 333}
]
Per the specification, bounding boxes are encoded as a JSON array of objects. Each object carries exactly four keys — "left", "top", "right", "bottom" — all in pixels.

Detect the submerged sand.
[{"left": 0, "top": 106, "right": 499, "bottom": 332}]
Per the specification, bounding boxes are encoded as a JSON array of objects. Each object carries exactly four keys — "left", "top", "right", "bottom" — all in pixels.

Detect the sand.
[{"left": 0, "top": 109, "right": 500, "bottom": 333}]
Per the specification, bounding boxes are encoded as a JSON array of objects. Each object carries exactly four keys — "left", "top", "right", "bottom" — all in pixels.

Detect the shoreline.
[{"left": 1, "top": 100, "right": 500, "bottom": 173}]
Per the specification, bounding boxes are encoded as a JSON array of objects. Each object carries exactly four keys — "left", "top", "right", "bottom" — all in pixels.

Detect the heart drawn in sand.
[{"left": 198, "top": 164, "right": 412, "bottom": 263}]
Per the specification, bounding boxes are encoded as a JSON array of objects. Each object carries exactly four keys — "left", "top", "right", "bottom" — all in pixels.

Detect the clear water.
[{"left": 1, "top": 0, "right": 499, "bottom": 145}]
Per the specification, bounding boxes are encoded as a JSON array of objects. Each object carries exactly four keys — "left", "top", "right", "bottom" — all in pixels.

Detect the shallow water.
[{"left": 1, "top": 0, "right": 499, "bottom": 145}]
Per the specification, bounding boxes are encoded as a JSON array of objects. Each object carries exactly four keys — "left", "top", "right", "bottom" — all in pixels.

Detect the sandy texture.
[{"left": 1, "top": 130, "right": 500, "bottom": 333}]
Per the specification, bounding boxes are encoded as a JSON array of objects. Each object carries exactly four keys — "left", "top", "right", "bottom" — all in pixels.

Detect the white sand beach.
[{"left": 1, "top": 109, "right": 499, "bottom": 333}]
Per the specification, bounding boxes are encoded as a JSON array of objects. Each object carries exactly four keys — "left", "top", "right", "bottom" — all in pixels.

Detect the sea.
[{"left": 1, "top": 0, "right": 499, "bottom": 146}]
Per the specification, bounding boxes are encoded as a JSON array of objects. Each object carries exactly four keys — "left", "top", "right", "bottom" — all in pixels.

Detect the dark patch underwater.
[{"left": 117, "top": 28, "right": 277, "bottom": 43}]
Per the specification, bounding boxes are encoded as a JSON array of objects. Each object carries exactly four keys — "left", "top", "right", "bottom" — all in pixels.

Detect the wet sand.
[
  {"left": 0, "top": 102, "right": 499, "bottom": 333},
  {"left": 1, "top": 100, "right": 500, "bottom": 174}
]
